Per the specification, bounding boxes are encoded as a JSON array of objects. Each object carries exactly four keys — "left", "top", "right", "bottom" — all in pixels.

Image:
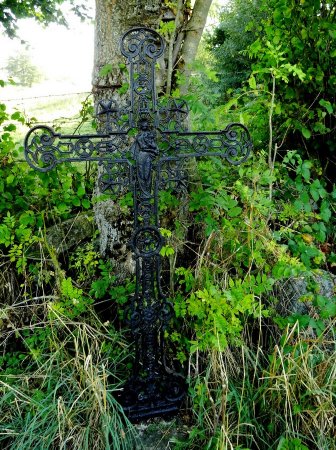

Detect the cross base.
[{"left": 118, "top": 372, "right": 186, "bottom": 422}]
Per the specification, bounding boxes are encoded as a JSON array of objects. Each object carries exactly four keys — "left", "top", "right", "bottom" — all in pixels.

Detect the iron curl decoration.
[
  {"left": 23, "top": 26, "right": 253, "bottom": 422},
  {"left": 130, "top": 226, "right": 164, "bottom": 258},
  {"left": 24, "top": 125, "right": 130, "bottom": 172},
  {"left": 24, "top": 125, "right": 59, "bottom": 172},
  {"left": 74, "top": 137, "right": 95, "bottom": 159},
  {"left": 96, "top": 99, "right": 131, "bottom": 133},
  {"left": 221, "top": 122, "right": 252, "bottom": 165},
  {"left": 120, "top": 27, "right": 164, "bottom": 62}
]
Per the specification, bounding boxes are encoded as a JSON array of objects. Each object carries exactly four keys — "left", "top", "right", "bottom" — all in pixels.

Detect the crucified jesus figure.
[{"left": 131, "top": 118, "right": 159, "bottom": 198}]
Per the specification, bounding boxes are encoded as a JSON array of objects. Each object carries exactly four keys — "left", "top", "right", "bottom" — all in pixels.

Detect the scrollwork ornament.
[
  {"left": 130, "top": 226, "right": 164, "bottom": 257},
  {"left": 121, "top": 28, "right": 164, "bottom": 62},
  {"left": 222, "top": 123, "right": 252, "bottom": 165},
  {"left": 24, "top": 125, "right": 58, "bottom": 172},
  {"left": 193, "top": 135, "right": 210, "bottom": 155},
  {"left": 74, "top": 138, "right": 95, "bottom": 158}
]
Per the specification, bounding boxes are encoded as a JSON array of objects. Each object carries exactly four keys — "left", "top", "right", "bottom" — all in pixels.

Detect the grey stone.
[
  {"left": 46, "top": 212, "right": 95, "bottom": 254},
  {"left": 276, "top": 269, "right": 336, "bottom": 317}
]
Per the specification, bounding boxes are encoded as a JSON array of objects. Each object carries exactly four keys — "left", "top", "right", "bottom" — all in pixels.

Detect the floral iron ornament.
[{"left": 24, "top": 27, "right": 252, "bottom": 421}]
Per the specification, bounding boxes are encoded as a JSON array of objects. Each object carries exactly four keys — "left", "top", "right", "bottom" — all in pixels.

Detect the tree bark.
[{"left": 93, "top": 0, "right": 165, "bottom": 105}]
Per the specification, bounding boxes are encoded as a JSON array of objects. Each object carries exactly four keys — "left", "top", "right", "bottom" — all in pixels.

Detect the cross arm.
[
  {"left": 24, "top": 125, "right": 130, "bottom": 172},
  {"left": 159, "top": 122, "right": 252, "bottom": 166}
]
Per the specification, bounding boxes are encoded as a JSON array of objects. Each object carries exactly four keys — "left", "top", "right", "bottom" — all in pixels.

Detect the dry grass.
[{"left": 0, "top": 306, "right": 138, "bottom": 450}]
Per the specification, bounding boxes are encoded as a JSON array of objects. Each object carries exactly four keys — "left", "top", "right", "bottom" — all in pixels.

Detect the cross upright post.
[{"left": 24, "top": 27, "right": 252, "bottom": 421}]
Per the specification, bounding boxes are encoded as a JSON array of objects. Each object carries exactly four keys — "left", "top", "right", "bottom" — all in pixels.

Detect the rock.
[
  {"left": 46, "top": 212, "right": 95, "bottom": 254},
  {"left": 276, "top": 269, "right": 336, "bottom": 316}
]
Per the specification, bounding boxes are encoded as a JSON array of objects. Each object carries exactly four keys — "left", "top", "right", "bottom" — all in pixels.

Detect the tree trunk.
[
  {"left": 92, "top": 0, "right": 165, "bottom": 104},
  {"left": 92, "top": 0, "right": 212, "bottom": 267},
  {"left": 179, "top": 0, "right": 213, "bottom": 94}
]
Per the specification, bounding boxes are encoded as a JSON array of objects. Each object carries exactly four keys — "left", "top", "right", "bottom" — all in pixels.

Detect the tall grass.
[
  {"left": 181, "top": 321, "right": 336, "bottom": 450},
  {"left": 0, "top": 307, "right": 139, "bottom": 450}
]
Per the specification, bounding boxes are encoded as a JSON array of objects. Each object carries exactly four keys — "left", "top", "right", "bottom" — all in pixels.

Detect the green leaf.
[
  {"left": 320, "top": 200, "right": 331, "bottom": 222},
  {"left": 118, "top": 83, "right": 129, "bottom": 95},
  {"left": 160, "top": 245, "right": 175, "bottom": 257},
  {"left": 4, "top": 123, "right": 16, "bottom": 132},
  {"left": 301, "top": 28, "right": 308, "bottom": 40},
  {"left": 248, "top": 75, "right": 257, "bottom": 89},
  {"left": 57, "top": 203, "right": 69, "bottom": 213},
  {"left": 228, "top": 206, "right": 242, "bottom": 218},
  {"left": 77, "top": 185, "right": 85, "bottom": 197},
  {"left": 320, "top": 298, "right": 336, "bottom": 319},
  {"left": 301, "top": 127, "right": 311, "bottom": 139},
  {"left": 82, "top": 199, "right": 90, "bottom": 209},
  {"left": 11, "top": 111, "right": 22, "bottom": 121},
  {"left": 6, "top": 174, "right": 14, "bottom": 185},
  {"left": 19, "top": 212, "right": 35, "bottom": 226},
  {"left": 72, "top": 196, "right": 81, "bottom": 207},
  {"left": 319, "top": 99, "right": 333, "bottom": 114},
  {"left": 99, "top": 63, "right": 113, "bottom": 77},
  {"left": 283, "top": 7, "right": 292, "bottom": 19},
  {"left": 288, "top": 314, "right": 310, "bottom": 328}
]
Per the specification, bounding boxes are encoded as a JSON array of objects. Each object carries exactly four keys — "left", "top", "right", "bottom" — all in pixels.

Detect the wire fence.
[
  {"left": 0, "top": 91, "right": 92, "bottom": 102},
  {"left": 1, "top": 90, "right": 95, "bottom": 136}
]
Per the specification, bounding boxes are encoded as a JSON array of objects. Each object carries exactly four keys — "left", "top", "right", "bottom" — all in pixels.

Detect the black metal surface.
[{"left": 24, "top": 27, "right": 252, "bottom": 421}]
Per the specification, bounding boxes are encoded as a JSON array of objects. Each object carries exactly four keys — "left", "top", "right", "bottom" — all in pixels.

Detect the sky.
[
  {"left": 0, "top": 2, "right": 95, "bottom": 97},
  {"left": 0, "top": 0, "right": 228, "bottom": 100}
]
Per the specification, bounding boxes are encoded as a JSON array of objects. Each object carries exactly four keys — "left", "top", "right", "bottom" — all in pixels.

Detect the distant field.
[{"left": 0, "top": 81, "right": 95, "bottom": 144}]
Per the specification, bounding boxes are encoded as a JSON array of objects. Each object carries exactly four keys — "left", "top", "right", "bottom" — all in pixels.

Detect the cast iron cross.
[{"left": 24, "top": 27, "right": 252, "bottom": 421}]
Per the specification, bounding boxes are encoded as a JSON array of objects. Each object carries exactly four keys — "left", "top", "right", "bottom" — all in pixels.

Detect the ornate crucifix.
[{"left": 24, "top": 28, "right": 252, "bottom": 421}]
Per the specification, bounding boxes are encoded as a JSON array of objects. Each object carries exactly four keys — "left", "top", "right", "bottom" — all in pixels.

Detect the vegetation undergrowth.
[
  {"left": 0, "top": 311, "right": 137, "bottom": 450},
  {"left": 0, "top": 79, "right": 140, "bottom": 449},
  {"left": 177, "top": 323, "right": 335, "bottom": 450},
  {"left": 164, "top": 1, "right": 336, "bottom": 448}
]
